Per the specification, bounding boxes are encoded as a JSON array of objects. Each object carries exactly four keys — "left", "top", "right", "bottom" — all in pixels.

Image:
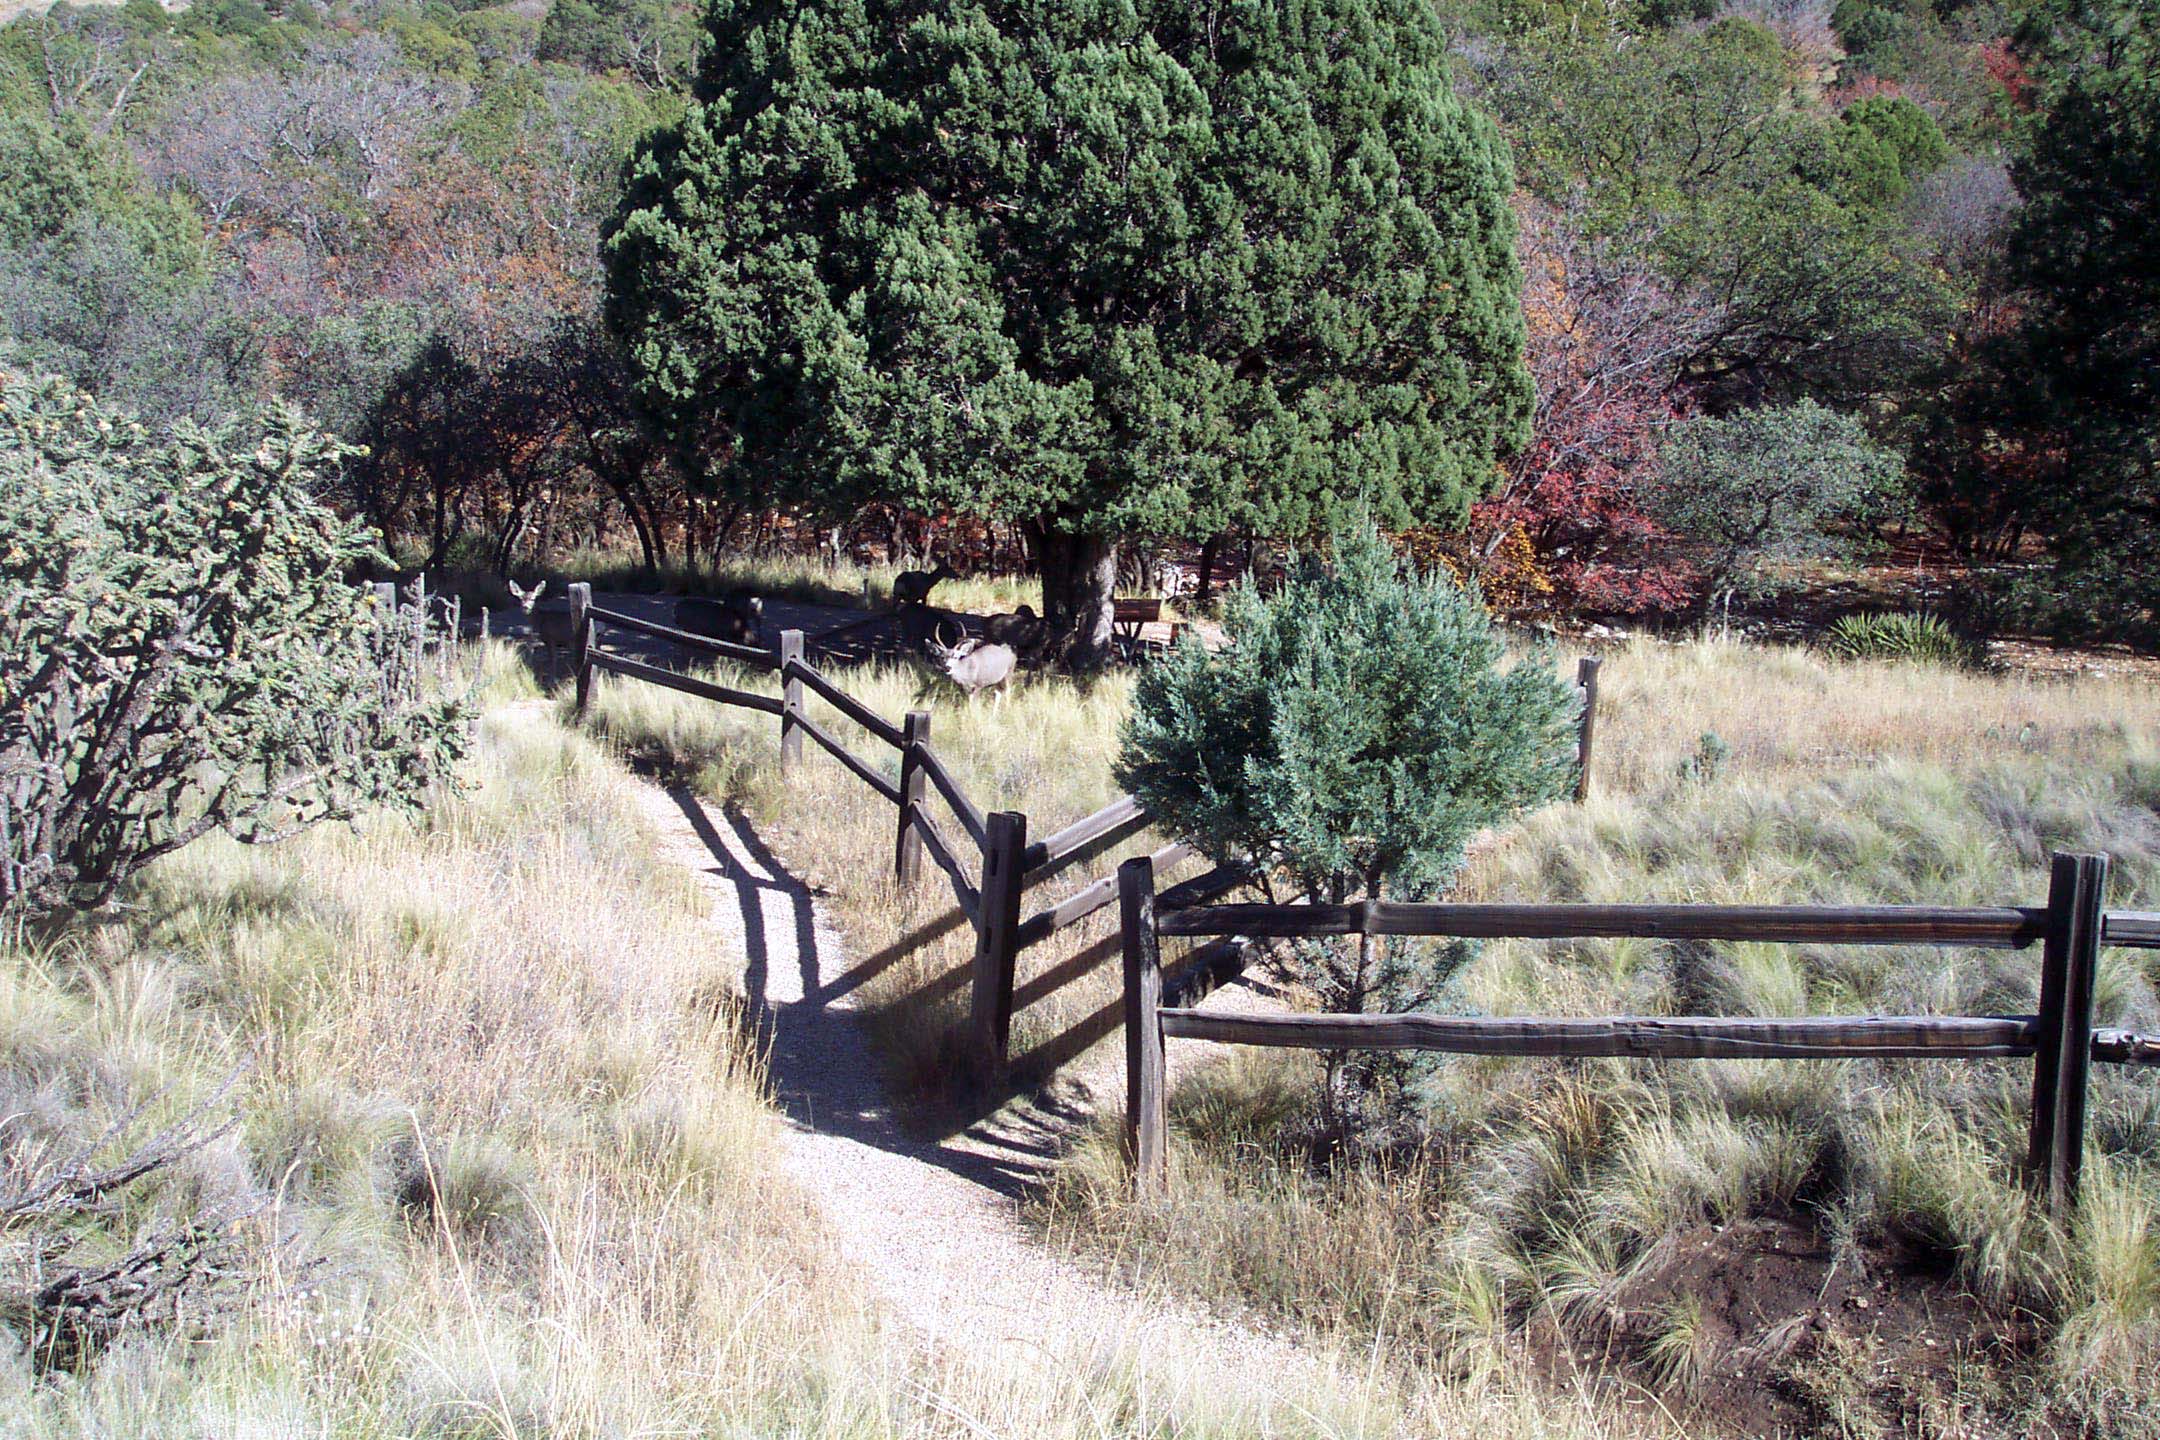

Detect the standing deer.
[
  {"left": 891, "top": 562, "right": 958, "bottom": 609},
  {"left": 928, "top": 635, "right": 1017, "bottom": 698},
  {"left": 505, "top": 579, "right": 576, "bottom": 683}
]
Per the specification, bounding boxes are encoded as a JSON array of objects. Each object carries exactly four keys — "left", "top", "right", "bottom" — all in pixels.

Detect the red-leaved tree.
[{"left": 1467, "top": 198, "right": 1714, "bottom": 614}]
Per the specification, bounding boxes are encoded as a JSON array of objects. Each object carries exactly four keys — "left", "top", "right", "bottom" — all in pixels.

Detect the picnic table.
[{"left": 1114, "top": 597, "right": 1183, "bottom": 659}]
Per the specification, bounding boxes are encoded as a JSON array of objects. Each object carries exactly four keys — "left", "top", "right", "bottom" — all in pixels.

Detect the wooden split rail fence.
[
  {"left": 1118, "top": 851, "right": 2160, "bottom": 1216},
  {"left": 550, "top": 583, "right": 1241, "bottom": 1083}
]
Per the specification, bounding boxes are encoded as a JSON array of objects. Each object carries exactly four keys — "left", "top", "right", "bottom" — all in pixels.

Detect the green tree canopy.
[
  {"left": 1991, "top": 0, "right": 2160, "bottom": 643},
  {"left": 1651, "top": 399, "right": 1906, "bottom": 610},
  {"left": 605, "top": 0, "right": 1532, "bottom": 662},
  {"left": 1844, "top": 94, "right": 1950, "bottom": 187},
  {"left": 1490, "top": 18, "right": 1957, "bottom": 407},
  {"left": 0, "top": 112, "right": 220, "bottom": 416}
]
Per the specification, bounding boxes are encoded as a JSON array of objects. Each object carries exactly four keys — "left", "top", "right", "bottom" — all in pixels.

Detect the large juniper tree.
[{"left": 604, "top": 0, "right": 1531, "bottom": 663}]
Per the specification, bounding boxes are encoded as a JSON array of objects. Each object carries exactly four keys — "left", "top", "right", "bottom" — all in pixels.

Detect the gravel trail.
[{"left": 629, "top": 778, "right": 1326, "bottom": 1391}]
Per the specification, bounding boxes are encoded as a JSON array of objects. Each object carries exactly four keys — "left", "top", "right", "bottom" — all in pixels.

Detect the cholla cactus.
[{"left": 0, "top": 371, "right": 471, "bottom": 918}]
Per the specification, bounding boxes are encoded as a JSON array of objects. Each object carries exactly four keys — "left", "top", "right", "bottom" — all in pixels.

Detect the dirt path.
[{"left": 629, "top": 778, "right": 1326, "bottom": 1391}]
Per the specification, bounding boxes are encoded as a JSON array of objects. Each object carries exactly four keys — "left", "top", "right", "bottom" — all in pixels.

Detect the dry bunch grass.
[
  {"left": 582, "top": 627, "right": 2160, "bottom": 1434},
  {"left": 1, "top": 644, "right": 1649, "bottom": 1438}
]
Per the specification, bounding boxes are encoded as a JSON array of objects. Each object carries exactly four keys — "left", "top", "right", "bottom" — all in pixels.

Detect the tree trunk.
[
  {"left": 623, "top": 489, "right": 659, "bottom": 571},
  {"left": 494, "top": 499, "right": 528, "bottom": 578},
  {"left": 428, "top": 476, "right": 449, "bottom": 568},
  {"left": 1028, "top": 526, "right": 1119, "bottom": 669},
  {"left": 1195, "top": 534, "right": 1220, "bottom": 605}
]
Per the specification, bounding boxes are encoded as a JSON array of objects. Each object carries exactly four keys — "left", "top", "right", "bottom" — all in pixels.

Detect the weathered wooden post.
[
  {"left": 968, "top": 810, "right": 1028, "bottom": 1085},
  {"left": 2028, "top": 850, "right": 2109, "bottom": 1217},
  {"left": 895, "top": 710, "right": 931, "bottom": 885},
  {"left": 371, "top": 581, "right": 397, "bottom": 614},
  {"left": 1574, "top": 655, "right": 1602, "bottom": 802},
  {"left": 1119, "top": 856, "right": 1167, "bottom": 1195},
  {"left": 567, "top": 582, "right": 592, "bottom": 716},
  {"left": 778, "top": 629, "right": 805, "bottom": 773}
]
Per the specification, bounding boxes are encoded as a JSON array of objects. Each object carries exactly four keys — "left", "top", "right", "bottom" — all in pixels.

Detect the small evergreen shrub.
[
  {"left": 1677, "top": 730, "right": 1732, "bottom": 785},
  {"left": 1119, "top": 520, "right": 1576, "bottom": 993},
  {"left": 1120, "top": 522, "right": 1577, "bottom": 1126},
  {"left": 1825, "top": 611, "right": 1983, "bottom": 668}
]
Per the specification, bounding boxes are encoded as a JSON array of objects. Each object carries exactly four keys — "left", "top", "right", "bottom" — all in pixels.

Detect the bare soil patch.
[{"left": 1525, "top": 1214, "right": 2039, "bottom": 1437}]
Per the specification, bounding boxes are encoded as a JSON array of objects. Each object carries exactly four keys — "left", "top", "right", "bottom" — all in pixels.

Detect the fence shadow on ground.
[{"left": 666, "top": 783, "right": 1077, "bottom": 1198}]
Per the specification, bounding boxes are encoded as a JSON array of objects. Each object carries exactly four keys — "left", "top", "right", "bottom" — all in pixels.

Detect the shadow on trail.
[{"left": 664, "top": 785, "right": 1053, "bottom": 1201}]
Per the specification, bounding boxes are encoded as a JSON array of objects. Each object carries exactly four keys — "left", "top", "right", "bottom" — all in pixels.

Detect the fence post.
[
  {"left": 779, "top": 629, "right": 805, "bottom": 773},
  {"left": 1119, "top": 856, "right": 1167, "bottom": 1195},
  {"left": 2027, "top": 850, "right": 2109, "bottom": 1217},
  {"left": 568, "top": 582, "right": 592, "bottom": 717},
  {"left": 1575, "top": 655, "right": 1602, "bottom": 802},
  {"left": 968, "top": 810, "right": 1028, "bottom": 1086},
  {"left": 895, "top": 710, "right": 930, "bottom": 886}
]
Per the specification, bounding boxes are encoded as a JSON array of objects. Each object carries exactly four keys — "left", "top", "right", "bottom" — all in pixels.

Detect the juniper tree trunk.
[
  {"left": 1196, "top": 535, "right": 1220, "bottom": 605},
  {"left": 1030, "top": 527, "right": 1118, "bottom": 669}
]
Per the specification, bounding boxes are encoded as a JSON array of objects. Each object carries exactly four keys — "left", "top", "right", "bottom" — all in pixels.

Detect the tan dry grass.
[
  {"left": 0, "top": 644, "right": 1656, "bottom": 1437},
  {"left": 1582, "top": 630, "right": 2155, "bottom": 799},
  {"left": 581, "top": 628, "right": 2160, "bottom": 1434}
]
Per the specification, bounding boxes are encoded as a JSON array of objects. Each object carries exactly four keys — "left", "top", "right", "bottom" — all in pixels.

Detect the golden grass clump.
[{"left": 2, "top": 654, "right": 887, "bottom": 1434}]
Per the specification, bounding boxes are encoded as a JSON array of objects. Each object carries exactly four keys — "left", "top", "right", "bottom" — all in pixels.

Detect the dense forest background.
[{"left": 1, "top": 0, "right": 2151, "bottom": 641}]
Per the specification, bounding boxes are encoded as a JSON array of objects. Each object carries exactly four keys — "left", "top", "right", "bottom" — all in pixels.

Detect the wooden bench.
[
  {"left": 1113, "top": 597, "right": 1163, "bottom": 654},
  {"left": 1114, "top": 595, "right": 1183, "bottom": 660}
]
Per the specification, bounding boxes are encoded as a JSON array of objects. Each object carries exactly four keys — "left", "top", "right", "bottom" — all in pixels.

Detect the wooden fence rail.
[
  {"left": 1120, "top": 851, "right": 2160, "bottom": 1213},
  {"left": 561, "top": 584, "right": 1208, "bottom": 1087},
  {"left": 1155, "top": 901, "right": 2051, "bottom": 948},
  {"left": 587, "top": 651, "right": 785, "bottom": 715},
  {"left": 583, "top": 601, "right": 777, "bottom": 669}
]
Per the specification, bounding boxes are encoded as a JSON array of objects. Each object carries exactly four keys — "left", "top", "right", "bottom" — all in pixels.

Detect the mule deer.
[
  {"left": 506, "top": 579, "right": 576, "bottom": 682},
  {"left": 891, "top": 562, "right": 958, "bottom": 609},
  {"left": 928, "top": 635, "right": 1017, "bottom": 698},
  {"left": 675, "top": 592, "right": 763, "bottom": 647}
]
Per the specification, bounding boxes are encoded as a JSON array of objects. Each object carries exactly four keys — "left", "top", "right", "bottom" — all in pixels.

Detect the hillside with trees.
[{"left": 3, "top": 0, "right": 2153, "bottom": 651}]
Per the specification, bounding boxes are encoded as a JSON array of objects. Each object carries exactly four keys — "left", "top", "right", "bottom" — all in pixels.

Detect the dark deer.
[
  {"left": 891, "top": 562, "right": 958, "bottom": 609},
  {"left": 983, "top": 604, "right": 1045, "bottom": 655},
  {"left": 675, "top": 593, "right": 763, "bottom": 647}
]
